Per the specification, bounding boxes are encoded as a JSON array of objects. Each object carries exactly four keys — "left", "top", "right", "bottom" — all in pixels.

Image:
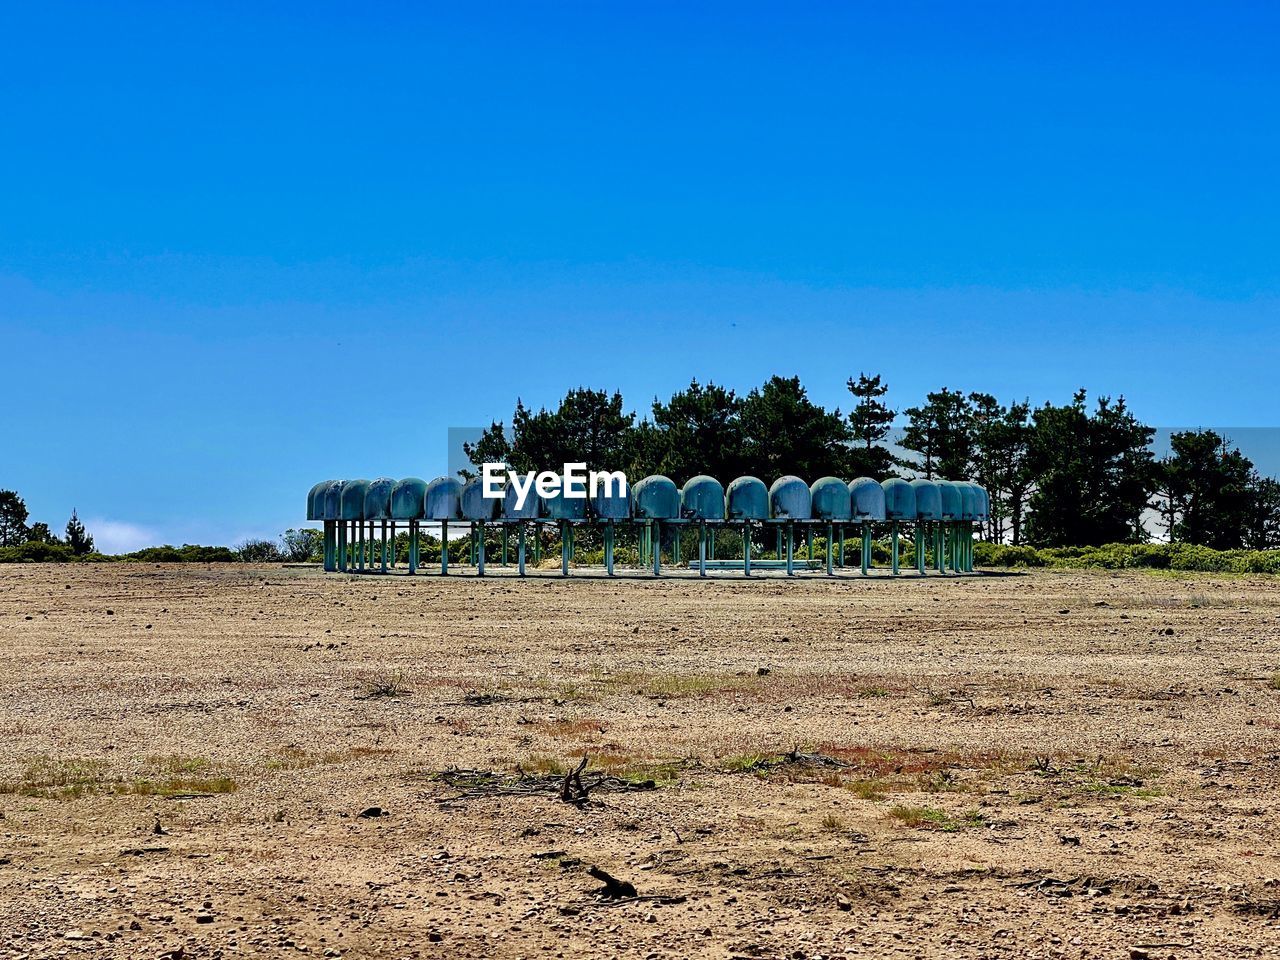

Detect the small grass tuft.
[{"left": 359, "top": 669, "right": 410, "bottom": 699}]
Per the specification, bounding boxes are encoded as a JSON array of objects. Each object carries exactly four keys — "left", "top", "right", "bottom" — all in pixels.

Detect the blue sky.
[{"left": 3, "top": 2, "right": 1278, "bottom": 550}]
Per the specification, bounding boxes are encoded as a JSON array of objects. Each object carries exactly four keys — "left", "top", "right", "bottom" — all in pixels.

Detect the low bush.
[{"left": 975, "top": 541, "right": 1280, "bottom": 575}]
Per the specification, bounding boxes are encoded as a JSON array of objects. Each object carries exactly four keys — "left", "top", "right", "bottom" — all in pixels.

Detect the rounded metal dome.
[
  {"left": 769, "top": 476, "right": 811, "bottom": 520},
  {"left": 307, "top": 481, "right": 329, "bottom": 522},
  {"left": 424, "top": 477, "right": 463, "bottom": 521},
  {"left": 974, "top": 485, "right": 990, "bottom": 522},
  {"left": 340, "top": 479, "right": 371, "bottom": 521},
  {"left": 391, "top": 477, "right": 428, "bottom": 520},
  {"left": 633, "top": 476, "right": 680, "bottom": 520},
  {"left": 937, "top": 480, "right": 961, "bottom": 519},
  {"left": 726, "top": 476, "right": 769, "bottom": 520},
  {"left": 810, "top": 477, "right": 852, "bottom": 521},
  {"left": 590, "top": 477, "right": 631, "bottom": 520},
  {"left": 363, "top": 477, "right": 396, "bottom": 520},
  {"left": 849, "top": 477, "right": 886, "bottom": 521},
  {"left": 909, "top": 478, "right": 942, "bottom": 521},
  {"left": 503, "top": 483, "right": 543, "bottom": 520},
  {"left": 957, "top": 481, "right": 978, "bottom": 522},
  {"left": 321, "top": 480, "right": 347, "bottom": 521},
  {"left": 881, "top": 478, "right": 916, "bottom": 521},
  {"left": 461, "top": 477, "right": 498, "bottom": 521},
  {"left": 543, "top": 483, "right": 587, "bottom": 521},
  {"left": 681, "top": 475, "right": 725, "bottom": 521}
]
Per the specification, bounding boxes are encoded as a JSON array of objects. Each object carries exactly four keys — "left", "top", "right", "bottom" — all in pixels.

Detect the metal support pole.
[
  {"left": 560, "top": 521, "right": 570, "bottom": 577},
  {"left": 476, "top": 522, "right": 485, "bottom": 576},
  {"left": 786, "top": 523, "right": 794, "bottom": 576},
  {"left": 518, "top": 523, "right": 527, "bottom": 577},
  {"left": 807, "top": 526, "right": 814, "bottom": 564},
  {"left": 891, "top": 521, "right": 899, "bottom": 576},
  {"left": 709, "top": 527, "right": 716, "bottom": 560},
  {"left": 357, "top": 522, "right": 365, "bottom": 572},
  {"left": 381, "top": 521, "right": 388, "bottom": 573},
  {"left": 533, "top": 526, "right": 541, "bottom": 564},
  {"left": 837, "top": 526, "right": 844, "bottom": 568},
  {"left": 698, "top": 523, "right": 706, "bottom": 577},
  {"left": 775, "top": 527, "right": 783, "bottom": 559},
  {"left": 501, "top": 526, "right": 508, "bottom": 566},
  {"left": 861, "top": 522, "right": 871, "bottom": 576},
  {"left": 675, "top": 528, "right": 682, "bottom": 567},
  {"left": 337, "top": 522, "right": 346, "bottom": 571},
  {"left": 605, "top": 521, "right": 614, "bottom": 576},
  {"left": 652, "top": 521, "right": 662, "bottom": 576},
  {"left": 323, "top": 521, "right": 333, "bottom": 571},
  {"left": 409, "top": 521, "right": 418, "bottom": 575},
  {"left": 441, "top": 520, "right": 449, "bottom": 575},
  {"left": 826, "top": 523, "right": 834, "bottom": 576},
  {"left": 916, "top": 524, "right": 926, "bottom": 575},
  {"left": 744, "top": 521, "right": 752, "bottom": 577}
]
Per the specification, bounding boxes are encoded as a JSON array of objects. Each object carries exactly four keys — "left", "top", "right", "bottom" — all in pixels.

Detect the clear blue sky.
[{"left": 3, "top": 2, "right": 1278, "bottom": 550}]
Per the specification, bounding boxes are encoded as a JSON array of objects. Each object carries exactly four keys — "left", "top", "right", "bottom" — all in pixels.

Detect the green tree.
[
  {"left": 738, "top": 376, "right": 849, "bottom": 480},
  {"left": 968, "top": 395, "right": 1034, "bottom": 543},
  {"left": 1155, "top": 431, "right": 1258, "bottom": 549},
  {"left": 28, "top": 522, "right": 61, "bottom": 545},
  {"left": 900, "top": 388, "right": 974, "bottom": 479},
  {"left": 65, "top": 510, "right": 94, "bottom": 555},
  {"left": 845, "top": 373, "right": 896, "bottom": 478},
  {"left": 0, "top": 490, "right": 30, "bottom": 547},
  {"left": 1023, "top": 391, "right": 1155, "bottom": 547},
  {"left": 282, "top": 528, "right": 324, "bottom": 562},
  {"left": 1244, "top": 476, "right": 1280, "bottom": 550},
  {"left": 647, "top": 379, "right": 746, "bottom": 484}
]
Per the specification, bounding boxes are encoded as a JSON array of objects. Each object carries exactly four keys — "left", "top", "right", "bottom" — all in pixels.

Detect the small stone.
[
  {"left": 835, "top": 895, "right": 852, "bottom": 912},
  {"left": 357, "top": 807, "right": 385, "bottom": 818},
  {"left": 427, "top": 932, "right": 443, "bottom": 943}
]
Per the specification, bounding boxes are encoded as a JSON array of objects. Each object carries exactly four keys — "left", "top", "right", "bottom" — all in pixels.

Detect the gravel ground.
[{"left": 2, "top": 562, "right": 1280, "bottom": 959}]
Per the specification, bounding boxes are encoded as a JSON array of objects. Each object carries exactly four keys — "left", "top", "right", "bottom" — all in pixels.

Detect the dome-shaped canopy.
[
  {"left": 937, "top": 480, "right": 961, "bottom": 519},
  {"left": 340, "top": 479, "right": 371, "bottom": 521},
  {"left": 909, "top": 478, "right": 942, "bottom": 521},
  {"left": 726, "top": 476, "right": 769, "bottom": 520},
  {"left": 424, "top": 477, "right": 463, "bottom": 520},
  {"left": 591, "top": 477, "right": 631, "bottom": 520},
  {"left": 363, "top": 478, "right": 396, "bottom": 519},
  {"left": 769, "top": 476, "right": 811, "bottom": 520},
  {"left": 390, "top": 478, "right": 427, "bottom": 520},
  {"left": 503, "top": 483, "right": 542, "bottom": 520},
  {"left": 957, "top": 481, "right": 977, "bottom": 521},
  {"left": 321, "top": 480, "right": 347, "bottom": 521},
  {"left": 543, "top": 483, "right": 587, "bottom": 520},
  {"left": 633, "top": 476, "right": 680, "bottom": 520},
  {"left": 881, "top": 478, "right": 916, "bottom": 520},
  {"left": 810, "top": 477, "right": 852, "bottom": 521},
  {"left": 974, "top": 485, "right": 990, "bottom": 522},
  {"left": 681, "top": 475, "right": 725, "bottom": 521},
  {"left": 461, "top": 478, "right": 497, "bottom": 521},
  {"left": 849, "top": 477, "right": 886, "bottom": 521},
  {"left": 307, "top": 482, "right": 329, "bottom": 521}
]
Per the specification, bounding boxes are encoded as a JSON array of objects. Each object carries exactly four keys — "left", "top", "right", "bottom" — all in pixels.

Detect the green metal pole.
[
  {"left": 786, "top": 523, "right": 794, "bottom": 576},
  {"left": 652, "top": 520, "right": 662, "bottom": 576},
  {"left": 916, "top": 524, "right": 926, "bottom": 575},
  {"left": 408, "top": 521, "right": 418, "bottom": 575},
  {"left": 441, "top": 520, "right": 449, "bottom": 575},
  {"left": 861, "top": 522, "right": 870, "bottom": 576},
  {"left": 709, "top": 527, "right": 716, "bottom": 560},
  {"left": 826, "top": 523, "right": 833, "bottom": 576},
  {"left": 675, "top": 527, "right": 682, "bottom": 567},
  {"left": 381, "top": 521, "right": 389, "bottom": 573},
  {"left": 560, "top": 521, "right": 569, "bottom": 576},
  {"left": 698, "top": 523, "right": 706, "bottom": 577},
  {"left": 518, "top": 523, "right": 526, "bottom": 577},
  {"left": 838, "top": 526, "right": 844, "bottom": 568},
  {"left": 891, "top": 521, "right": 899, "bottom": 576},
  {"left": 357, "top": 522, "right": 365, "bottom": 572},
  {"left": 533, "top": 525, "right": 541, "bottom": 564},
  {"left": 744, "top": 521, "right": 752, "bottom": 577},
  {"left": 476, "top": 521, "right": 485, "bottom": 577},
  {"left": 501, "top": 526, "right": 508, "bottom": 566},
  {"left": 807, "top": 526, "right": 814, "bottom": 564},
  {"left": 605, "top": 521, "right": 614, "bottom": 576}
]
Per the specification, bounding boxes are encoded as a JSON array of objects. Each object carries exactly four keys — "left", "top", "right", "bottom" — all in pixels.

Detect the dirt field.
[{"left": 2, "top": 563, "right": 1280, "bottom": 959}]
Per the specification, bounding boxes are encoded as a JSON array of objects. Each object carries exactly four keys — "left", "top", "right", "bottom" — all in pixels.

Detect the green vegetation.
[
  {"left": 0, "top": 755, "right": 238, "bottom": 800},
  {"left": 975, "top": 541, "right": 1280, "bottom": 574},
  {"left": 887, "top": 804, "right": 984, "bottom": 831}
]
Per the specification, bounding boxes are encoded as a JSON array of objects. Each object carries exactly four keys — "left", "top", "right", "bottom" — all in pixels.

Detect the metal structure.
[{"left": 307, "top": 472, "right": 990, "bottom": 579}]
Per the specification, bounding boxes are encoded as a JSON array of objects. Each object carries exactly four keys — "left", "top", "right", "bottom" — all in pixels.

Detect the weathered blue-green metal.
[
  {"left": 424, "top": 477, "right": 463, "bottom": 520},
  {"left": 590, "top": 478, "right": 631, "bottom": 519},
  {"left": 339, "top": 479, "right": 371, "bottom": 520},
  {"left": 307, "top": 482, "right": 329, "bottom": 521},
  {"left": 974, "top": 485, "right": 990, "bottom": 522},
  {"left": 957, "top": 482, "right": 977, "bottom": 522},
  {"left": 503, "top": 483, "right": 542, "bottom": 520},
  {"left": 937, "top": 480, "right": 961, "bottom": 519},
  {"left": 769, "top": 476, "right": 811, "bottom": 520},
  {"left": 363, "top": 478, "right": 395, "bottom": 519},
  {"left": 391, "top": 478, "right": 427, "bottom": 519},
  {"left": 810, "top": 477, "right": 852, "bottom": 520},
  {"left": 543, "top": 484, "right": 587, "bottom": 520},
  {"left": 461, "top": 478, "right": 497, "bottom": 521},
  {"left": 726, "top": 476, "right": 769, "bottom": 520},
  {"left": 881, "top": 478, "right": 916, "bottom": 520},
  {"left": 909, "top": 478, "right": 942, "bottom": 520},
  {"left": 633, "top": 476, "right": 680, "bottom": 519},
  {"left": 849, "top": 477, "right": 886, "bottom": 521},
  {"left": 321, "top": 480, "right": 347, "bottom": 520},
  {"left": 681, "top": 475, "right": 725, "bottom": 521}
]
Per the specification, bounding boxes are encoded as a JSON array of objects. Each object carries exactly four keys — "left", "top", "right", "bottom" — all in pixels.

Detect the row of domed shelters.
[{"left": 306, "top": 474, "right": 988, "bottom": 578}]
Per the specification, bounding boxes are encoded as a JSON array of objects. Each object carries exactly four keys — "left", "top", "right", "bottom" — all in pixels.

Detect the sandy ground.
[{"left": 2, "top": 563, "right": 1280, "bottom": 959}]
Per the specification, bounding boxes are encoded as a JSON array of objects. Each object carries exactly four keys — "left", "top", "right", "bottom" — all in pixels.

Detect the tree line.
[{"left": 465, "top": 375, "right": 1280, "bottom": 550}]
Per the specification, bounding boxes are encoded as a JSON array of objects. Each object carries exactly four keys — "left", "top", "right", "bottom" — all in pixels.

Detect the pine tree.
[
  {"left": 65, "top": 510, "right": 94, "bottom": 555},
  {"left": 845, "top": 373, "right": 896, "bottom": 478}
]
